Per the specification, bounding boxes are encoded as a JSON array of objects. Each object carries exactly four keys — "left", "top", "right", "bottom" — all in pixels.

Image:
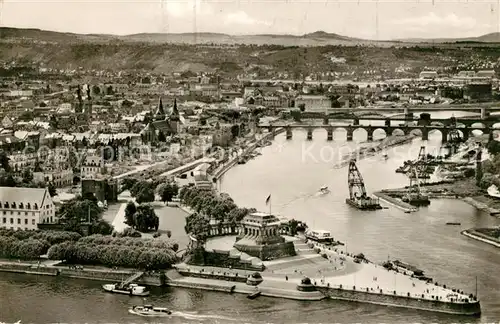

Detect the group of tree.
[
  {"left": 47, "top": 235, "right": 179, "bottom": 269},
  {"left": 179, "top": 186, "right": 256, "bottom": 241},
  {"left": 0, "top": 229, "right": 81, "bottom": 260},
  {"left": 130, "top": 180, "right": 155, "bottom": 204},
  {"left": 57, "top": 197, "right": 114, "bottom": 235},
  {"left": 156, "top": 182, "right": 179, "bottom": 205},
  {"left": 124, "top": 202, "right": 159, "bottom": 232}
]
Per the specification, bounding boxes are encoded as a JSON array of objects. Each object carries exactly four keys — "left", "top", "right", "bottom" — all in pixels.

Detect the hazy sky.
[{"left": 2, "top": 0, "right": 500, "bottom": 39}]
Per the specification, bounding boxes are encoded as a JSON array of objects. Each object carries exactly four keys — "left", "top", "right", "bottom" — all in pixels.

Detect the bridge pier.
[
  {"left": 327, "top": 128, "right": 333, "bottom": 141},
  {"left": 366, "top": 127, "right": 374, "bottom": 142},
  {"left": 441, "top": 130, "right": 448, "bottom": 143},
  {"left": 463, "top": 127, "right": 470, "bottom": 141},
  {"left": 404, "top": 107, "right": 413, "bottom": 120},
  {"left": 286, "top": 127, "right": 293, "bottom": 140},
  {"left": 422, "top": 127, "right": 429, "bottom": 141},
  {"left": 481, "top": 108, "right": 489, "bottom": 119},
  {"left": 346, "top": 128, "right": 353, "bottom": 141},
  {"left": 323, "top": 117, "right": 329, "bottom": 125},
  {"left": 307, "top": 128, "right": 313, "bottom": 140}
]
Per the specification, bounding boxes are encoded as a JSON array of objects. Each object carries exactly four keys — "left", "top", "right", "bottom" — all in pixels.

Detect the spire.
[
  {"left": 172, "top": 98, "right": 179, "bottom": 115},
  {"left": 156, "top": 98, "right": 165, "bottom": 116},
  {"left": 169, "top": 98, "right": 180, "bottom": 121}
]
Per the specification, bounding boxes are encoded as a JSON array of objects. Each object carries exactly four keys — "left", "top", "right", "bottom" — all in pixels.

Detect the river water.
[{"left": 2, "top": 111, "right": 500, "bottom": 324}]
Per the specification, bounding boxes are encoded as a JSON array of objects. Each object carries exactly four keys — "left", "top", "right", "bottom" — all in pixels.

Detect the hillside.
[{"left": 1, "top": 27, "right": 500, "bottom": 75}]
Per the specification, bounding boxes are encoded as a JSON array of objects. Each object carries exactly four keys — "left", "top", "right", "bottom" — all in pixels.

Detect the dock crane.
[
  {"left": 346, "top": 160, "right": 382, "bottom": 210},
  {"left": 402, "top": 166, "right": 430, "bottom": 206},
  {"left": 409, "top": 146, "right": 433, "bottom": 183}
]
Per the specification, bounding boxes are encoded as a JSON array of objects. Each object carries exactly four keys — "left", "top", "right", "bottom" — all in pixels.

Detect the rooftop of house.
[{"left": 0, "top": 187, "right": 50, "bottom": 207}]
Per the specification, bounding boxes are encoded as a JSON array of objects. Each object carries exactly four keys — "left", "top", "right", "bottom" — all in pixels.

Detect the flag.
[{"left": 265, "top": 194, "right": 271, "bottom": 205}]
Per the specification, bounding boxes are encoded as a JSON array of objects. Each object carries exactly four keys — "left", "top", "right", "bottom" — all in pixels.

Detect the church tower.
[
  {"left": 155, "top": 98, "right": 165, "bottom": 120},
  {"left": 168, "top": 98, "right": 180, "bottom": 134}
]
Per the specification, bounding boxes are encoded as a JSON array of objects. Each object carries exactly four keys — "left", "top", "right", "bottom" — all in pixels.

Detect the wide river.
[{"left": 2, "top": 111, "right": 500, "bottom": 324}]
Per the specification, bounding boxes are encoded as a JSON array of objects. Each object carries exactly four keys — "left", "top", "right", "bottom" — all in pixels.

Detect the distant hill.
[
  {"left": 0, "top": 27, "right": 386, "bottom": 46},
  {"left": 398, "top": 32, "right": 500, "bottom": 44},
  {"left": 3, "top": 27, "right": 500, "bottom": 46}
]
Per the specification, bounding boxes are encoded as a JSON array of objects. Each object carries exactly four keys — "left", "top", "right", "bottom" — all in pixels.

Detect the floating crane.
[
  {"left": 346, "top": 159, "right": 382, "bottom": 210},
  {"left": 409, "top": 146, "right": 434, "bottom": 182},
  {"left": 402, "top": 166, "right": 430, "bottom": 206}
]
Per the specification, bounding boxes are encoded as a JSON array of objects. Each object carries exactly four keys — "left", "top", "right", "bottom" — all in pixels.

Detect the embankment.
[
  {"left": 373, "top": 191, "right": 417, "bottom": 212},
  {"left": 212, "top": 128, "right": 285, "bottom": 180},
  {"left": 0, "top": 262, "right": 164, "bottom": 286},
  {"left": 316, "top": 286, "right": 480, "bottom": 316},
  {"left": 461, "top": 229, "right": 500, "bottom": 248}
]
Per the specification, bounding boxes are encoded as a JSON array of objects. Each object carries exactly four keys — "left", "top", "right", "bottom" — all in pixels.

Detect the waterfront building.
[
  {"left": 0, "top": 187, "right": 55, "bottom": 230},
  {"left": 192, "top": 163, "right": 213, "bottom": 190},
  {"left": 294, "top": 95, "right": 331, "bottom": 113},
  {"left": 234, "top": 212, "right": 296, "bottom": 261}
]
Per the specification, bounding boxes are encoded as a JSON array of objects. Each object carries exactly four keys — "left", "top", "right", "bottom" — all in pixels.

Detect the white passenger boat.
[
  {"left": 128, "top": 305, "right": 172, "bottom": 317},
  {"left": 319, "top": 186, "right": 330, "bottom": 194},
  {"left": 102, "top": 283, "right": 150, "bottom": 296},
  {"left": 305, "top": 229, "right": 335, "bottom": 244}
]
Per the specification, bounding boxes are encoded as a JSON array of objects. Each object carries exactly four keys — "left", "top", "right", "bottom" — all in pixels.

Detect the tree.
[
  {"left": 124, "top": 201, "right": 137, "bottom": 226},
  {"left": 133, "top": 204, "right": 159, "bottom": 232},
  {"left": 157, "top": 182, "right": 179, "bottom": 205},
  {"left": 92, "top": 220, "right": 114, "bottom": 235},
  {"left": 59, "top": 198, "right": 103, "bottom": 233},
  {"left": 136, "top": 187, "right": 155, "bottom": 204},
  {"left": 48, "top": 183, "right": 57, "bottom": 197},
  {"left": 0, "top": 151, "right": 10, "bottom": 172},
  {"left": 22, "top": 168, "right": 33, "bottom": 184},
  {"left": 121, "top": 178, "right": 138, "bottom": 192}
]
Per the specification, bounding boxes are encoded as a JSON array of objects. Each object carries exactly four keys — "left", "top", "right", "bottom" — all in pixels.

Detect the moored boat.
[
  {"left": 305, "top": 230, "right": 335, "bottom": 245},
  {"left": 128, "top": 305, "right": 172, "bottom": 316},
  {"left": 382, "top": 260, "right": 432, "bottom": 282},
  {"left": 102, "top": 283, "right": 150, "bottom": 296}
]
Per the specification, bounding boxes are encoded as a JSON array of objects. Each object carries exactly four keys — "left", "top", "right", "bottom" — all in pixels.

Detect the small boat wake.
[{"left": 170, "top": 311, "right": 238, "bottom": 321}]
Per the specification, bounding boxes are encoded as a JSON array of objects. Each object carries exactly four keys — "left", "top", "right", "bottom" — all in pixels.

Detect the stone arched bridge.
[{"left": 258, "top": 123, "right": 497, "bottom": 143}]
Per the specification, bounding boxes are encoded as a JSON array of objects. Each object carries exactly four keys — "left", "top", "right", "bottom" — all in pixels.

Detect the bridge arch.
[
  {"left": 430, "top": 121, "right": 445, "bottom": 127},
  {"left": 492, "top": 129, "right": 500, "bottom": 141},
  {"left": 373, "top": 128, "right": 387, "bottom": 140},
  {"left": 391, "top": 128, "right": 406, "bottom": 136},
  {"left": 409, "top": 129, "right": 423, "bottom": 137},
  {"left": 470, "top": 122, "right": 486, "bottom": 129},
  {"left": 353, "top": 128, "right": 368, "bottom": 141},
  {"left": 470, "top": 129, "right": 484, "bottom": 137}
]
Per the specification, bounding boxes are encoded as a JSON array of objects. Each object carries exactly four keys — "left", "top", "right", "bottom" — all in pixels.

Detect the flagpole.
[{"left": 269, "top": 193, "right": 272, "bottom": 215}]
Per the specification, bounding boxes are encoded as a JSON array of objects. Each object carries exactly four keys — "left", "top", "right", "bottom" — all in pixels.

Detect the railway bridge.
[{"left": 258, "top": 123, "right": 497, "bottom": 143}]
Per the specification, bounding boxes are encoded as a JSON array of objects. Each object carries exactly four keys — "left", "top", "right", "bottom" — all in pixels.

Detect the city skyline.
[{"left": 2, "top": 0, "right": 500, "bottom": 40}]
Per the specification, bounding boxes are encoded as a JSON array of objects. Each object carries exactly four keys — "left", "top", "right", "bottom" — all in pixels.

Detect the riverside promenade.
[{"left": 169, "top": 236, "right": 477, "bottom": 311}]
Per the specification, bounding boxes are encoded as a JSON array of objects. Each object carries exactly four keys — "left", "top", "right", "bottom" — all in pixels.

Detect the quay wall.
[
  {"left": 316, "top": 286, "right": 481, "bottom": 316},
  {"left": 0, "top": 263, "right": 164, "bottom": 286},
  {"left": 373, "top": 191, "right": 417, "bottom": 212},
  {"left": 462, "top": 229, "right": 500, "bottom": 248},
  {"left": 212, "top": 128, "right": 285, "bottom": 180}
]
